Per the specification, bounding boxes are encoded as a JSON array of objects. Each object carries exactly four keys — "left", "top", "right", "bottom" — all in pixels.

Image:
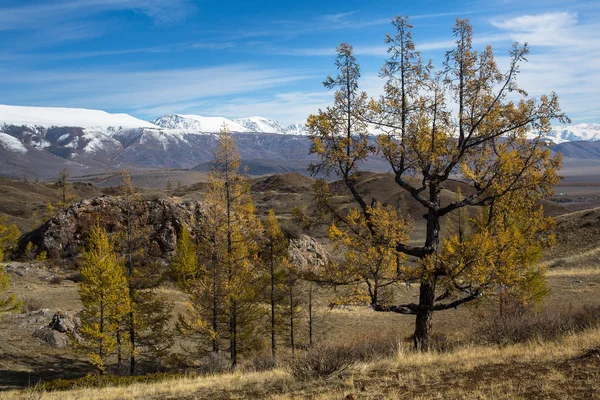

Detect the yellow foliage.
[
  {"left": 319, "top": 203, "right": 411, "bottom": 306},
  {"left": 178, "top": 125, "right": 264, "bottom": 361},
  {"left": 78, "top": 224, "right": 131, "bottom": 373},
  {"left": 0, "top": 216, "right": 19, "bottom": 261}
]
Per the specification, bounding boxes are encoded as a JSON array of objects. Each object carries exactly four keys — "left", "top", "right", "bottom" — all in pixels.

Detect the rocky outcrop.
[
  {"left": 15, "top": 196, "right": 329, "bottom": 270},
  {"left": 288, "top": 234, "right": 328, "bottom": 272},
  {"left": 32, "top": 311, "right": 82, "bottom": 349},
  {"left": 17, "top": 196, "right": 198, "bottom": 259}
]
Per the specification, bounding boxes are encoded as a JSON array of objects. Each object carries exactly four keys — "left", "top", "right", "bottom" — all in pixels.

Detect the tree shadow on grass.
[{"left": 0, "top": 352, "right": 94, "bottom": 391}]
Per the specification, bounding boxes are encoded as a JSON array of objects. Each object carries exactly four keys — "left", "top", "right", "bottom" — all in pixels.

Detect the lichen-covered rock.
[
  {"left": 32, "top": 311, "right": 83, "bottom": 348},
  {"left": 288, "top": 234, "right": 328, "bottom": 272},
  {"left": 17, "top": 196, "right": 197, "bottom": 260},
  {"left": 32, "top": 327, "right": 69, "bottom": 348}
]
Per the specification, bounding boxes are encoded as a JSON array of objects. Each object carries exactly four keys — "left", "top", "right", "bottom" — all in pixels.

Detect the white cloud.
[
  {"left": 194, "top": 91, "right": 333, "bottom": 125},
  {"left": 0, "top": 0, "right": 194, "bottom": 31},
  {"left": 0, "top": 64, "right": 314, "bottom": 120},
  {"left": 321, "top": 11, "right": 358, "bottom": 23},
  {"left": 491, "top": 12, "right": 579, "bottom": 46},
  {"left": 491, "top": 11, "right": 600, "bottom": 123}
]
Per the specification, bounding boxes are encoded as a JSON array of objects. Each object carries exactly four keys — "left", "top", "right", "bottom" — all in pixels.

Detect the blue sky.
[{"left": 0, "top": 0, "right": 598, "bottom": 124}]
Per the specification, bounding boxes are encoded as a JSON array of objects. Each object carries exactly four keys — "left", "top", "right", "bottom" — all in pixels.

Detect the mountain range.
[{"left": 0, "top": 104, "right": 598, "bottom": 179}]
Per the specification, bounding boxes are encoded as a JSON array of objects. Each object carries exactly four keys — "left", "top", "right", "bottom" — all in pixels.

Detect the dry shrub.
[
  {"left": 197, "top": 352, "right": 231, "bottom": 374},
  {"left": 476, "top": 304, "right": 600, "bottom": 345},
  {"left": 248, "top": 352, "right": 278, "bottom": 372},
  {"left": 41, "top": 372, "right": 184, "bottom": 392},
  {"left": 285, "top": 332, "right": 404, "bottom": 381},
  {"left": 285, "top": 343, "right": 355, "bottom": 381},
  {"left": 344, "top": 332, "right": 401, "bottom": 361},
  {"left": 427, "top": 332, "right": 456, "bottom": 352},
  {"left": 22, "top": 297, "right": 43, "bottom": 313},
  {"left": 66, "top": 271, "right": 83, "bottom": 283},
  {"left": 49, "top": 276, "right": 63, "bottom": 285}
]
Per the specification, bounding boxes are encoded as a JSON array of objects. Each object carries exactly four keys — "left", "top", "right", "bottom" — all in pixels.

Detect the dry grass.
[{"left": 3, "top": 327, "right": 599, "bottom": 399}]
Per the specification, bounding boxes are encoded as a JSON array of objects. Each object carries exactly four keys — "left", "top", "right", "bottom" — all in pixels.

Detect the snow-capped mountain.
[
  {"left": 548, "top": 123, "right": 600, "bottom": 144},
  {"left": 233, "top": 117, "right": 309, "bottom": 135},
  {"left": 530, "top": 123, "right": 600, "bottom": 144},
  {"left": 234, "top": 117, "right": 290, "bottom": 134},
  {"left": 153, "top": 114, "right": 249, "bottom": 133},
  {"left": 0, "top": 105, "right": 314, "bottom": 179},
  {"left": 0, "top": 104, "right": 158, "bottom": 130},
  {"left": 286, "top": 122, "right": 308, "bottom": 135},
  {"left": 153, "top": 114, "right": 308, "bottom": 135},
  {"left": 0, "top": 132, "right": 27, "bottom": 154},
  {"left": 2, "top": 103, "right": 600, "bottom": 180}
]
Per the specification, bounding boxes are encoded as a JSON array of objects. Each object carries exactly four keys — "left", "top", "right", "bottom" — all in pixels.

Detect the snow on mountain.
[
  {"left": 153, "top": 114, "right": 249, "bottom": 133},
  {"left": 154, "top": 114, "right": 309, "bottom": 135},
  {"left": 285, "top": 122, "right": 308, "bottom": 135},
  {"left": 529, "top": 123, "right": 600, "bottom": 144},
  {"left": 234, "top": 117, "right": 290, "bottom": 134},
  {"left": 0, "top": 132, "right": 27, "bottom": 153},
  {"left": 0, "top": 104, "right": 159, "bottom": 129}
]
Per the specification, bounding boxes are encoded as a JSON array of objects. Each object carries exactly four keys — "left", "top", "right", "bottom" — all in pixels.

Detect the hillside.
[{"left": 0, "top": 172, "right": 599, "bottom": 395}]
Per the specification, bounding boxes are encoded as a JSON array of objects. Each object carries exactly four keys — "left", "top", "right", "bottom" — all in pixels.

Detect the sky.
[{"left": 0, "top": 0, "right": 598, "bottom": 125}]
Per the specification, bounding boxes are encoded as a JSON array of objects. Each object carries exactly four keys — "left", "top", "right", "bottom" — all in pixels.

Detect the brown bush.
[
  {"left": 344, "top": 332, "right": 401, "bottom": 361},
  {"left": 475, "top": 304, "right": 600, "bottom": 345},
  {"left": 197, "top": 352, "right": 231, "bottom": 374},
  {"left": 248, "top": 352, "right": 278, "bottom": 372},
  {"left": 22, "top": 297, "right": 43, "bottom": 313},
  {"left": 66, "top": 271, "right": 83, "bottom": 283},
  {"left": 285, "top": 343, "right": 355, "bottom": 381}
]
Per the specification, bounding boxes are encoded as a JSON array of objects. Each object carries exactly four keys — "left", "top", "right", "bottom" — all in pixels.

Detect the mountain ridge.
[{"left": 0, "top": 104, "right": 599, "bottom": 179}]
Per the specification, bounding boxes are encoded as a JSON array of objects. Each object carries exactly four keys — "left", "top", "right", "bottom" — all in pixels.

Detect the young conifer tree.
[
  {"left": 0, "top": 216, "right": 21, "bottom": 316},
  {"left": 178, "top": 124, "right": 263, "bottom": 366},
  {"left": 172, "top": 225, "right": 198, "bottom": 287},
  {"left": 56, "top": 168, "right": 75, "bottom": 209},
  {"left": 118, "top": 169, "right": 173, "bottom": 375},
  {"left": 262, "top": 210, "right": 290, "bottom": 358},
  {"left": 79, "top": 224, "right": 131, "bottom": 374}
]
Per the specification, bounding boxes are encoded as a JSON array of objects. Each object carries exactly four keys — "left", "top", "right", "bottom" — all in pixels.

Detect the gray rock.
[
  {"left": 289, "top": 234, "right": 328, "bottom": 272},
  {"left": 17, "top": 196, "right": 196, "bottom": 260},
  {"left": 32, "top": 327, "right": 68, "bottom": 348},
  {"left": 49, "top": 311, "right": 77, "bottom": 333},
  {"left": 31, "top": 311, "right": 83, "bottom": 348}
]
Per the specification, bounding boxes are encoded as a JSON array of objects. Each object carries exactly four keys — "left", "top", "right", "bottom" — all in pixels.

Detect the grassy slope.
[{"left": 4, "top": 325, "right": 599, "bottom": 399}]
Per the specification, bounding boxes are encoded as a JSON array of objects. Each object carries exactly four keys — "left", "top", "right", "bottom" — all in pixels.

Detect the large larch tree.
[{"left": 308, "top": 17, "right": 567, "bottom": 350}]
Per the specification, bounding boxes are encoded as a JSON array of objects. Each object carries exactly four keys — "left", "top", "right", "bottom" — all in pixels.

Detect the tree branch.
[{"left": 373, "top": 291, "right": 482, "bottom": 314}]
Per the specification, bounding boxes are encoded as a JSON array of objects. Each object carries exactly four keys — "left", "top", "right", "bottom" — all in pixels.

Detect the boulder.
[
  {"left": 32, "top": 311, "right": 82, "bottom": 348},
  {"left": 32, "top": 327, "right": 68, "bottom": 349},
  {"left": 288, "top": 234, "right": 328, "bottom": 272},
  {"left": 48, "top": 310, "right": 79, "bottom": 333}
]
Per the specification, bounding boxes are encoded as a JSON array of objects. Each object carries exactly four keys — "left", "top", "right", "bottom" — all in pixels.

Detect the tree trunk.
[
  {"left": 126, "top": 206, "right": 136, "bottom": 376},
  {"left": 308, "top": 283, "right": 313, "bottom": 347},
  {"left": 99, "top": 295, "right": 105, "bottom": 375},
  {"left": 116, "top": 328, "right": 123, "bottom": 375},
  {"left": 270, "top": 245, "right": 276, "bottom": 358},
  {"left": 413, "top": 279, "right": 435, "bottom": 351},
  {"left": 413, "top": 184, "right": 441, "bottom": 351},
  {"left": 290, "top": 288, "right": 295, "bottom": 356},
  {"left": 231, "top": 300, "right": 237, "bottom": 367},
  {"left": 212, "top": 243, "right": 219, "bottom": 353}
]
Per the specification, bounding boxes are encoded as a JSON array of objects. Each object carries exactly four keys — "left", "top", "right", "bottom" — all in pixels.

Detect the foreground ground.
[
  {"left": 3, "top": 322, "right": 600, "bottom": 399},
  {"left": 1, "top": 262, "right": 600, "bottom": 395}
]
